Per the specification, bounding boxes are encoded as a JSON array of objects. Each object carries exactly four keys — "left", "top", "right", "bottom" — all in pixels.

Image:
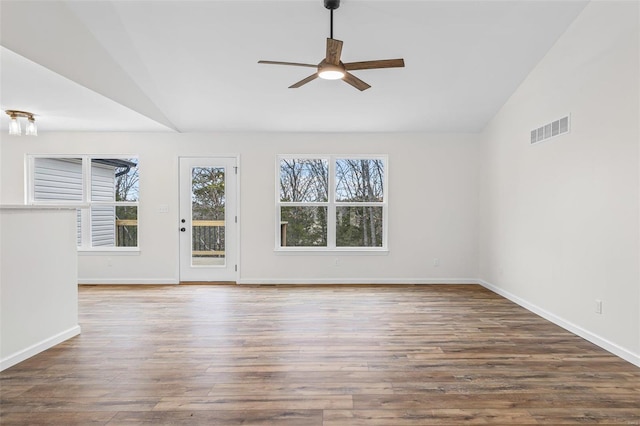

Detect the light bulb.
[
  {"left": 318, "top": 69, "right": 345, "bottom": 80},
  {"left": 25, "top": 117, "right": 37, "bottom": 136},
  {"left": 9, "top": 117, "right": 21, "bottom": 136}
]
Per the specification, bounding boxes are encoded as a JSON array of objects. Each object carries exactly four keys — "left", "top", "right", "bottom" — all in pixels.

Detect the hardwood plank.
[
  {"left": 108, "top": 409, "right": 322, "bottom": 425},
  {"left": 152, "top": 395, "right": 352, "bottom": 411},
  {"left": 323, "top": 409, "right": 538, "bottom": 425},
  {"left": 0, "top": 396, "right": 159, "bottom": 413},
  {"left": 0, "top": 284, "right": 637, "bottom": 425},
  {"left": 0, "top": 411, "right": 117, "bottom": 425},
  {"left": 353, "top": 392, "right": 640, "bottom": 410},
  {"left": 209, "top": 381, "right": 394, "bottom": 396},
  {"left": 527, "top": 408, "right": 640, "bottom": 424}
]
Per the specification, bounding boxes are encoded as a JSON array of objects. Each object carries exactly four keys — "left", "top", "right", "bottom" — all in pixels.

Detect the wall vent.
[{"left": 530, "top": 115, "right": 570, "bottom": 144}]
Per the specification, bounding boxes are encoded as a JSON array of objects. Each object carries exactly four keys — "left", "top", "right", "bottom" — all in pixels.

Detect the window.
[
  {"left": 29, "top": 156, "right": 139, "bottom": 250},
  {"left": 277, "top": 155, "right": 387, "bottom": 251},
  {"left": 335, "top": 159, "right": 385, "bottom": 248}
]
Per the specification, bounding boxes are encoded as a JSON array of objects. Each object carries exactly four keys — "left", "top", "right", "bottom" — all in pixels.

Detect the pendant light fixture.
[{"left": 5, "top": 110, "right": 38, "bottom": 136}]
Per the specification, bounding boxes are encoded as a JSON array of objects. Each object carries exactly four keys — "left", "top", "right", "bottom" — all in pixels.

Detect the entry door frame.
[{"left": 178, "top": 155, "right": 240, "bottom": 283}]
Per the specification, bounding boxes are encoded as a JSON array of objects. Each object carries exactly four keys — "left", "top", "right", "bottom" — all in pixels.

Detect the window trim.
[
  {"left": 27, "top": 154, "right": 140, "bottom": 252},
  {"left": 275, "top": 154, "right": 388, "bottom": 252}
]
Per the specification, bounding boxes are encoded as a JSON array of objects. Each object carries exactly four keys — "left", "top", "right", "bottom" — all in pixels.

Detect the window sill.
[
  {"left": 79, "top": 248, "right": 140, "bottom": 256},
  {"left": 274, "top": 248, "right": 389, "bottom": 255}
]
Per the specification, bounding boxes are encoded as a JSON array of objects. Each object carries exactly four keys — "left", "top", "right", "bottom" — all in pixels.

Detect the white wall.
[
  {"left": 478, "top": 1, "right": 639, "bottom": 365},
  {"left": 0, "top": 207, "right": 81, "bottom": 370},
  {"left": 0, "top": 132, "right": 480, "bottom": 284}
]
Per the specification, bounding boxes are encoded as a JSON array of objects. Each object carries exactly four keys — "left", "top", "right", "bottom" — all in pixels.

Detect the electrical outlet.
[
  {"left": 595, "top": 299, "right": 602, "bottom": 314},
  {"left": 433, "top": 258, "right": 440, "bottom": 267},
  {"left": 334, "top": 258, "right": 341, "bottom": 266}
]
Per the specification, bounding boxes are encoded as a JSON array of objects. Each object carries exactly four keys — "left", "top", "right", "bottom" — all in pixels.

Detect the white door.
[{"left": 179, "top": 157, "right": 238, "bottom": 282}]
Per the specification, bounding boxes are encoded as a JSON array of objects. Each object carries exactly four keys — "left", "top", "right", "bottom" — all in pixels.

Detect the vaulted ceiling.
[{"left": 0, "top": 0, "right": 588, "bottom": 133}]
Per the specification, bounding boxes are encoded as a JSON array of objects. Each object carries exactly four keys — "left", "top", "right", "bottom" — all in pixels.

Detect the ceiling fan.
[{"left": 258, "top": 0, "right": 405, "bottom": 91}]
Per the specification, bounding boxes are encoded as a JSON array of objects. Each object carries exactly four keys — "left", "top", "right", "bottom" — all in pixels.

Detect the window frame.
[
  {"left": 27, "top": 154, "right": 140, "bottom": 252},
  {"left": 275, "top": 154, "right": 388, "bottom": 253}
]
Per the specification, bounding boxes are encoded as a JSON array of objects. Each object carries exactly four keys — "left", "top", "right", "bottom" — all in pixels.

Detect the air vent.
[{"left": 531, "top": 115, "right": 570, "bottom": 144}]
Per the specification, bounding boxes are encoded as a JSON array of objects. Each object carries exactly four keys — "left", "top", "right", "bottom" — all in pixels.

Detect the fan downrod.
[{"left": 324, "top": 0, "right": 340, "bottom": 10}]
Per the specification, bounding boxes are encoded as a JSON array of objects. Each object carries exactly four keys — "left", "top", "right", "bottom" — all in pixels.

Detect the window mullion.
[
  {"left": 81, "top": 156, "right": 91, "bottom": 248},
  {"left": 275, "top": 156, "right": 281, "bottom": 248},
  {"left": 279, "top": 202, "right": 329, "bottom": 207},
  {"left": 91, "top": 201, "right": 139, "bottom": 207},
  {"left": 327, "top": 156, "right": 336, "bottom": 248},
  {"left": 383, "top": 201, "right": 388, "bottom": 249},
  {"left": 335, "top": 202, "right": 384, "bottom": 207}
]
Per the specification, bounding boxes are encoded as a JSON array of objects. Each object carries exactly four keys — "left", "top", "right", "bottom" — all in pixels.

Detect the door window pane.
[{"left": 191, "top": 167, "right": 225, "bottom": 266}]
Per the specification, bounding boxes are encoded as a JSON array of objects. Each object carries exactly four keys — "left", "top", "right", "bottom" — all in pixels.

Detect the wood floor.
[{"left": 1, "top": 284, "right": 638, "bottom": 425}]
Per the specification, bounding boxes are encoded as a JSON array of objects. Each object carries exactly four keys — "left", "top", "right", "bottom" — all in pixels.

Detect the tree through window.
[
  {"left": 277, "top": 156, "right": 387, "bottom": 250},
  {"left": 335, "top": 159, "right": 384, "bottom": 247}
]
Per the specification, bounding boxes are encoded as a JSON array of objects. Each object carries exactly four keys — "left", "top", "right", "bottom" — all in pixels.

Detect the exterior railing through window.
[
  {"left": 191, "top": 220, "right": 225, "bottom": 257},
  {"left": 115, "top": 219, "right": 138, "bottom": 247},
  {"left": 115, "top": 220, "right": 225, "bottom": 255}
]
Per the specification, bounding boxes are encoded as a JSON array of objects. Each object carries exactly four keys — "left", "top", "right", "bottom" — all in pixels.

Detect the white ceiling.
[{"left": 0, "top": 0, "right": 588, "bottom": 134}]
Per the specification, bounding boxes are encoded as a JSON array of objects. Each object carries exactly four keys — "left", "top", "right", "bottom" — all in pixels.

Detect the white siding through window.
[
  {"left": 33, "top": 159, "right": 117, "bottom": 247},
  {"left": 34, "top": 158, "right": 83, "bottom": 245},
  {"left": 34, "top": 158, "right": 83, "bottom": 201},
  {"left": 90, "top": 165, "right": 116, "bottom": 247}
]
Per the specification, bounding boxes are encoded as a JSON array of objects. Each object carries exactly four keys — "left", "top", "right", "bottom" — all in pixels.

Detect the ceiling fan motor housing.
[{"left": 324, "top": 0, "right": 340, "bottom": 10}]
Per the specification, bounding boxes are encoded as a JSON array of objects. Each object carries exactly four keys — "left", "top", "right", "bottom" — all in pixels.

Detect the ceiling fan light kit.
[
  {"left": 318, "top": 62, "right": 345, "bottom": 80},
  {"left": 258, "top": 0, "right": 404, "bottom": 91}
]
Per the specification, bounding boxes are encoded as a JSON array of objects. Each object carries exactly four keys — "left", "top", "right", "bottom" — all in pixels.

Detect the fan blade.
[
  {"left": 289, "top": 73, "right": 318, "bottom": 88},
  {"left": 326, "top": 38, "right": 343, "bottom": 65},
  {"left": 344, "top": 59, "right": 405, "bottom": 71},
  {"left": 258, "top": 60, "right": 317, "bottom": 68},
  {"left": 342, "top": 72, "right": 371, "bottom": 91}
]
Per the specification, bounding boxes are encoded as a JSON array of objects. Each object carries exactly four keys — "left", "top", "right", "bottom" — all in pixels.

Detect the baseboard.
[
  {"left": 478, "top": 279, "right": 640, "bottom": 368},
  {"left": 78, "top": 278, "right": 179, "bottom": 285},
  {"left": 0, "top": 325, "right": 81, "bottom": 372},
  {"left": 236, "top": 278, "right": 479, "bottom": 285},
  {"left": 79, "top": 278, "right": 478, "bottom": 285}
]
